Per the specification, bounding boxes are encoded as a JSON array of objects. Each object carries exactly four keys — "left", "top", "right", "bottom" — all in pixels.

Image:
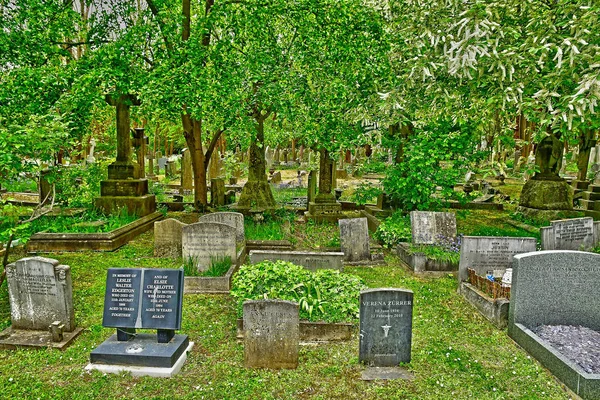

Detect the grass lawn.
[{"left": 0, "top": 228, "right": 570, "bottom": 399}]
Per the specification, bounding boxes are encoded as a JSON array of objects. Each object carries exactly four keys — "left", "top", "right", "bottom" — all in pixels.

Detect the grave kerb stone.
[{"left": 249, "top": 250, "right": 344, "bottom": 271}]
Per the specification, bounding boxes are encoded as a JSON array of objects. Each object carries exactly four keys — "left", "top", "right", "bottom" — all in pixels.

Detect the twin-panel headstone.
[
  {"left": 154, "top": 218, "right": 188, "bottom": 258},
  {"left": 199, "top": 212, "right": 245, "bottom": 243},
  {"left": 339, "top": 218, "right": 371, "bottom": 262},
  {"left": 181, "top": 222, "right": 237, "bottom": 272},
  {"left": 458, "top": 236, "right": 538, "bottom": 282},
  {"left": 359, "top": 289, "right": 413, "bottom": 367},
  {"left": 243, "top": 300, "right": 299, "bottom": 369},
  {"left": 6, "top": 257, "right": 75, "bottom": 332},
  {"left": 410, "top": 211, "right": 457, "bottom": 245}
]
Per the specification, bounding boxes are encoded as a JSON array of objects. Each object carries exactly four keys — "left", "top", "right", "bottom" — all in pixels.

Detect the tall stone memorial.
[
  {"left": 243, "top": 300, "right": 299, "bottom": 369},
  {"left": 0, "top": 257, "right": 83, "bottom": 350},
  {"left": 359, "top": 289, "right": 413, "bottom": 368},
  {"left": 94, "top": 94, "right": 156, "bottom": 217},
  {"left": 87, "top": 268, "right": 192, "bottom": 377}
]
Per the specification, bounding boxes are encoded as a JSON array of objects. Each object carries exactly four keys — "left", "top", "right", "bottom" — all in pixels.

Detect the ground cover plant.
[
  {"left": 0, "top": 230, "right": 572, "bottom": 399},
  {"left": 231, "top": 260, "right": 366, "bottom": 323}
]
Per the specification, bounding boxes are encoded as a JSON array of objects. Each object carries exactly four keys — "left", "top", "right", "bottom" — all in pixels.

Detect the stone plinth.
[
  {"left": 519, "top": 179, "right": 573, "bottom": 210},
  {"left": 305, "top": 201, "right": 344, "bottom": 223}
]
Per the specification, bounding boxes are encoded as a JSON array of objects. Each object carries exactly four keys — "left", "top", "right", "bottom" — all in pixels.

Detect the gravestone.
[
  {"left": 86, "top": 138, "right": 96, "bottom": 164},
  {"left": 508, "top": 251, "right": 600, "bottom": 399},
  {"left": 307, "top": 171, "right": 317, "bottom": 204},
  {"left": 458, "top": 236, "right": 538, "bottom": 282},
  {"left": 199, "top": 212, "right": 245, "bottom": 243},
  {"left": 157, "top": 157, "right": 167, "bottom": 172},
  {"left": 359, "top": 288, "right": 413, "bottom": 367},
  {"left": 154, "top": 218, "right": 188, "bottom": 258},
  {"left": 243, "top": 300, "right": 299, "bottom": 369},
  {"left": 180, "top": 149, "right": 193, "bottom": 191},
  {"left": 410, "top": 211, "right": 457, "bottom": 245},
  {"left": 88, "top": 268, "right": 191, "bottom": 377},
  {"left": 210, "top": 178, "right": 225, "bottom": 207},
  {"left": 339, "top": 218, "right": 371, "bottom": 262},
  {"left": 182, "top": 222, "right": 237, "bottom": 271},
  {"left": 271, "top": 171, "right": 282, "bottom": 184},
  {"left": 249, "top": 250, "right": 344, "bottom": 271},
  {"left": 541, "top": 217, "right": 599, "bottom": 251},
  {"left": 0, "top": 257, "right": 82, "bottom": 349}
]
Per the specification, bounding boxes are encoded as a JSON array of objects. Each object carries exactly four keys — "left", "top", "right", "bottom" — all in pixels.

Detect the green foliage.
[
  {"left": 244, "top": 210, "right": 296, "bottom": 241},
  {"left": 408, "top": 244, "right": 461, "bottom": 264},
  {"left": 231, "top": 261, "right": 366, "bottom": 323},
  {"left": 374, "top": 211, "right": 411, "bottom": 248},
  {"left": 52, "top": 161, "right": 109, "bottom": 208},
  {"left": 351, "top": 182, "right": 382, "bottom": 206},
  {"left": 185, "top": 256, "right": 232, "bottom": 277}
]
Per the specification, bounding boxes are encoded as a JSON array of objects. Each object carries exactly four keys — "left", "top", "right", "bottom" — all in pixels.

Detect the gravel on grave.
[{"left": 532, "top": 325, "right": 600, "bottom": 374}]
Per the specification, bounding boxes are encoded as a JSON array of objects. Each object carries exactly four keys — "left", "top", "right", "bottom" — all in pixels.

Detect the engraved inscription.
[{"left": 108, "top": 271, "right": 138, "bottom": 318}]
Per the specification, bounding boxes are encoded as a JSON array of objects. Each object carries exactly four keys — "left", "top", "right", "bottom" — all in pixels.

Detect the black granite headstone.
[
  {"left": 140, "top": 269, "right": 184, "bottom": 330},
  {"left": 102, "top": 268, "right": 143, "bottom": 328},
  {"left": 359, "top": 288, "right": 413, "bottom": 367}
]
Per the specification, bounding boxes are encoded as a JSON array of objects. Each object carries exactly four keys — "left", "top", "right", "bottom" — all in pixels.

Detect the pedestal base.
[
  {"left": 94, "top": 194, "right": 156, "bottom": 217},
  {"left": 88, "top": 333, "right": 191, "bottom": 376},
  {"left": 304, "top": 201, "right": 345, "bottom": 223},
  {"left": 519, "top": 179, "right": 573, "bottom": 210}
]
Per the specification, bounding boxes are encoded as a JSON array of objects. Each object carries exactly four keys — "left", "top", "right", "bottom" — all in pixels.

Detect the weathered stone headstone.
[
  {"left": 157, "top": 157, "right": 167, "bottom": 172},
  {"left": 6, "top": 257, "right": 74, "bottom": 331},
  {"left": 359, "top": 289, "right": 413, "bottom": 366},
  {"left": 458, "top": 236, "right": 538, "bottom": 282},
  {"left": 210, "top": 178, "right": 225, "bottom": 207},
  {"left": 541, "top": 217, "right": 598, "bottom": 251},
  {"left": 307, "top": 170, "right": 317, "bottom": 204},
  {"left": 271, "top": 171, "right": 282, "bottom": 184},
  {"left": 410, "top": 211, "right": 457, "bottom": 245},
  {"left": 199, "top": 212, "right": 245, "bottom": 243},
  {"left": 339, "top": 218, "right": 371, "bottom": 262},
  {"left": 154, "top": 218, "right": 188, "bottom": 258},
  {"left": 180, "top": 149, "right": 193, "bottom": 191},
  {"left": 182, "top": 222, "right": 237, "bottom": 271},
  {"left": 508, "top": 251, "right": 600, "bottom": 398},
  {"left": 243, "top": 300, "right": 299, "bottom": 369},
  {"left": 249, "top": 250, "right": 344, "bottom": 270},
  {"left": 88, "top": 268, "right": 191, "bottom": 377}
]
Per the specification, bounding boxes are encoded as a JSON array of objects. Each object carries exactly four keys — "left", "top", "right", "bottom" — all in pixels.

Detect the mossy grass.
[{"left": 0, "top": 223, "right": 571, "bottom": 399}]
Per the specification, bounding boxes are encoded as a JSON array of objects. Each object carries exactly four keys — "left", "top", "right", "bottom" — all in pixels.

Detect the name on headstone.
[{"left": 198, "top": 212, "right": 245, "bottom": 243}]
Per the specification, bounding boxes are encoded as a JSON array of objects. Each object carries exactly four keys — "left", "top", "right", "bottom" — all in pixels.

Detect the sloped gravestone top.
[
  {"left": 199, "top": 212, "right": 245, "bottom": 243},
  {"left": 339, "top": 217, "right": 370, "bottom": 262},
  {"left": 359, "top": 288, "right": 413, "bottom": 367},
  {"left": 410, "top": 211, "right": 457, "bottom": 245},
  {"left": 6, "top": 257, "right": 75, "bottom": 332},
  {"left": 243, "top": 299, "right": 299, "bottom": 369}
]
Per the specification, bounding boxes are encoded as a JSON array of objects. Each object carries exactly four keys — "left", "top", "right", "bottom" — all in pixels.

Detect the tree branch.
[{"left": 204, "top": 129, "right": 225, "bottom": 170}]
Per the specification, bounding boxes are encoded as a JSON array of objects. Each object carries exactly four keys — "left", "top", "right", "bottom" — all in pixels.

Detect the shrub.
[
  {"left": 231, "top": 261, "right": 367, "bottom": 323},
  {"left": 374, "top": 211, "right": 412, "bottom": 248}
]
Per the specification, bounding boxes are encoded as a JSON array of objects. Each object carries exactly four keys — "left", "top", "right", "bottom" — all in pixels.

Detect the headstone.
[
  {"left": 243, "top": 300, "right": 299, "bottom": 369},
  {"left": 199, "top": 212, "right": 245, "bottom": 243},
  {"left": 181, "top": 222, "right": 237, "bottom": 271},
  {"left": 210, "top": 178, "right": 226, "bottom": 207},
  {"left": 271, "top": 171, "right": 282, "bottom": 184},
  {"left": 86, "top": 138, "right": 96, "bottom": 164},
  {"left": 249, "top": 250, "right": 344, "bottom": 271},
  {"left": 165, "top": 160, "right": 176, "bottom": 177},
  {"left": 154, "top": 219, "right": 188, "bottom": 258},
  {"left": 458, "top": 236, "right": 538, "bottom": 282},
  {"left": 6, "top": 257, "right": 74, "bottom": 331},
  {"left": 307, "top": 171, "right": 317, "bottom": 204},
  {"left": 158, "top": 157, "right": 167, "bottom": 172},
  {"left": 180, "top": 149, "right": 193, "bottom": 191},
  {"left": 410, "top": 211, "right": 457, "bottom": 245},
  {"left": 339, "top": 218, "right": 371, "bottom": 262},
  {"left": 88, "top": 268, "right": 191, "bottom": 377},
  {"left": 359, "top": 288, "right": 413, "bottom": 366},
  {"left": 541, "top": 217, "right": 597, "bottom": 251}
]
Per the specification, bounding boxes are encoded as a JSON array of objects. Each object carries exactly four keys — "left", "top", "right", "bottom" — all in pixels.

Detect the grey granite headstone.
[
  {"left": 154, "top": 219, "right": 188, "bottom": 258},
  {"left": 199, "top": 212, "right": 245, "bottom": 243},
  {"left": 359, "top": 288, "right": 413, "bottom": 367},
  {"left": 509, "top": 251, "right": 600, "bottom": 330},
  {"left": 182, "top": 222, "right": 237, "bottom": 272},
  {"left": 6, "top": 257, "right": 75, "bottom": 331},
  {"left": 339, "top": 218, "right": 371, "bottom": 262},
  {"left": 249, "top": 250, "right": 344, "bottom": 271},
  {"left": 541, "top": 217, "right": 596, "bottom": 251},
  {"left": 243, "top": 300, "right": 299, "bottom": 369},
  {"left": 458, "top": 236, "right": 538, "bottom": 282},
  {"left": 410, "top": 211, "right": 457, "bottom": 245}
]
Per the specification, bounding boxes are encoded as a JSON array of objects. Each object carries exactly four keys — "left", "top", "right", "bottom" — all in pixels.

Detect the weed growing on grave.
[
  {"left": 202, "top": 256, "right": 232, "bottom": 277},
  {"left": 375, "top": 211, "right": 411, "bottom": 247}
]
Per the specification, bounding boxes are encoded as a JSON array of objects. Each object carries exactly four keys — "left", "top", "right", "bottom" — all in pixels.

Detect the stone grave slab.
[
  {"left": 243, "top": 300, "right": 299, "bottom": 369},
  {"left": 154, "top": 219, "right": 187, "bottom": 258},
  {"left": 359, "top": 288, "right": 413, "bottom": 367},
  {"left": 0, "top": 257, "right": 83, "bottom": 350},
  {"left": 508, "top": 251, "right": 600, "bottom": 399},
  {"left": 88, "top": 268, "right": 191, "bottom": 377},
  {"left": 541, "top": 217, "right": 597, "bottom": 251},
  {"left": 182, "top": 222, "right": 237, "bottom": 272},
  {"left": 458, "top": 236, "right": 538, "bottom": 282},
  {"left": 199, "top": 212, "right": 245, "bottom": 243},
  {"left": 410, "top": 211, "right": 457, "bottom": 245},
  {"left": 248, "top": 250, "right": 344, "bottom": 271},
  {"left": 339, "top": 218, "right": 371, "bottom": 262}
]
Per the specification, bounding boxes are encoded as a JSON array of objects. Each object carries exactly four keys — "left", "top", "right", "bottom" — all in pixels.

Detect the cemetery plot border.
[
  {"left": 395, "top": 243, "right": 458, "bottom": 275},
  {"left": 184, "top": 247, "right": 246, "bottom": 294},
  {"left": 27, "top": 211, "right": 163, "bottom": 252}
]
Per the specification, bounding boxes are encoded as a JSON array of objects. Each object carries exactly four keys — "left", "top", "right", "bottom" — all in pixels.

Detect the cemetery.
[{"left": 2, "top": 1, "right": 600, "bottom": 399}]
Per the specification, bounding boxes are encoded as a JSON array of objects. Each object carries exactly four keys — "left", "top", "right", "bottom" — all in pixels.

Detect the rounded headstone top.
[
  {"left": 513, "top": 250, "right": 600, "bottom": 261},
  {"left": 243, "top": 299, "right": 299, "bottom": 307},
  {"left": 360, "top": 288, "right": 414, "bottom": 295}
]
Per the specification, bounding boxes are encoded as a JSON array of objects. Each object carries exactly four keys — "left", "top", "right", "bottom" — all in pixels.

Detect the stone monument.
[{"left": 339, "top": 218, "right": 371, "bottom": 262}]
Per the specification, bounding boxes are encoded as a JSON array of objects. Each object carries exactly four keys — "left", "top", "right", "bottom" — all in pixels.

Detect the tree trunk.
[
  {"left": 577, "top": 129, "right": 597, "bottom": 181},
  {"left": 182, "top": 114, "right": 208, "bottom": 207}
]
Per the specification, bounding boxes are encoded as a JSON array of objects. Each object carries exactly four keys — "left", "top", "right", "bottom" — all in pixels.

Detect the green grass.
[
  {"left": 0, "top": 226, "right": 571, "bottom": 399},
  {"left": 271, "top": 186, "right": 306, "bottom": 205},
  {"left": 408, "top": 244, "right": 461, "bottom": 263}
]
